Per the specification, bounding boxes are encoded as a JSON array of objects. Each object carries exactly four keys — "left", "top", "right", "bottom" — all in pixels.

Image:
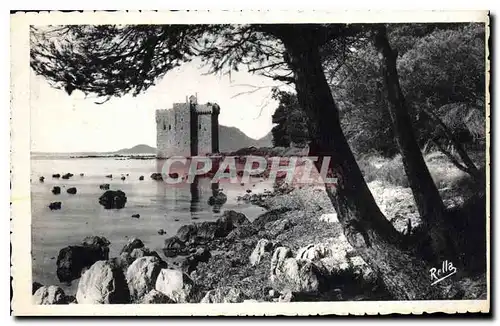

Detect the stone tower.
[{"left": 156, "top": 95, "right": 220, "bottom": 158}]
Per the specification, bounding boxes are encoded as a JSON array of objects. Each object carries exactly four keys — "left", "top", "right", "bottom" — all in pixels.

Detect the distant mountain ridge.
[{"left": 114, "top": 125, "right": 273, "bottom": 154}]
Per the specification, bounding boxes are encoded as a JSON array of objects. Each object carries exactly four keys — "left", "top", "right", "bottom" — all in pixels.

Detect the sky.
[{"left": 30, "top": 59, "right": 287, "bottom": 153}]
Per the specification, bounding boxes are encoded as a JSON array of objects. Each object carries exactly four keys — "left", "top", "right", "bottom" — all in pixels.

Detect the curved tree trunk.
[
  {"left": 275, "top": 26, "right": 445, "bottom": 300},
  {"left": 372, "top": 25, "right": 456, "bottom": 262}
]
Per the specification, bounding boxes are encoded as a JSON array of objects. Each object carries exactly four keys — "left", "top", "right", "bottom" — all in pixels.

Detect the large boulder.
[
  {"left": 98, "top": 190, "right": 127, "bottom": 209},
  {"left": 120, "top": 238, "right": 144, "bottom": 255},
  {"left": 180, "top": 247, "right": 211, "bottom": 274},
  {"left": 126, "top": 256, "right": 164, "bottom": 302},
  {"left": 82, "top": 236, "right": 111, "bottom": 248},
  {"left": 200, "top": 286, "right": 245, "bottom": 303},
  {"left": 76, "top": 260, "right": 130, "bottom": 304},
  {"left": 296, "top": 244, "right": 331, "bottom": 262},
  {"left": 271, "top": 257, "right": 327, "bottom": 293},
  {"left": 163, "top": 236, "right": 187, "bottom": 257},
  {"left": 155, "top": 269, "right": 197, "bottom": 303},
  {"left": 176, "top": 224, "right": 198, "bottom": 243},
  {"left": 56, "top": 241, "right": 110, "bottom": 283},
  {"left": 249, "top": 239, "right": 274, "bottom": 266},
  {"left": 140, "top": 289, "right": 174, "bottom": 304},
  {"left": 32, "top": 281, "right": 43, "bottom": 295},
  {"left": 33, "top": 286, "right": 67, "bottom": 305},
  {"left": 218, "top": 210, "right": 250, "bottom": 227},
  {"left": 270, "top": 247, "right": 293, "bottom": 277}
]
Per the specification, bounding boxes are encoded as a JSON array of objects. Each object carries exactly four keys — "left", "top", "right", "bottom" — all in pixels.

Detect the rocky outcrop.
[
  {"left": 140, "top": 289, "right": 174, "bottom": 304},
  {"left": 52, "top": 174, "right": 61, "bottom": 178},
  {"left": 56, "top": 237, "right": 110, "bottom": 283},
  {"left": 252, "top": 208, "right": 291, "bottom": 230},
  {"left": 200, "top": 286, "right": 245, "bottom": 303},
  {"left": 226, "top": 223, "right": 258, "bottom": 241},
  {"left": 249, "top": 239, "right": 274, "bottom": 266},
  {"left": 82, "top": 236, "right": 111, "bottom": 248},
  {"left": 99, "top": 184, "right": 110, "bottom": 190},
  {"left": 126, "top": 256, "right": 164, "bottom": 302},
  {"left": 67, "top": 187, "right": 77, "bottom": 195},
  {"left": 105, "top": 174, "right": 113, "bottom": 179},
  {"left": 155, "top": 269, "right": 197, "bottom": 303},
  {"left": 131, "top": 214, "right": 140, "bottom": 219},
  {"left": 177, "top": 224, "right": 198, "bottom": 243},
  {"left": 33, "top": 286, "right": 67, "bottom": 305},
  {"left": 51, "top": 186, "right": 61, "bottom": 195},
  {"left": 98, "top": 190, "right": 127, "bottom": 209},
  {"left": 120, "top": 238, "right": 144, "bottom": 254},
  {"left": 180, "top": 247, "right": 211, "bottom": 274},
  {"left": 157, "top": 229, "right": 166, "bottom": 235},
  {"left": 49, "top": 202, "right": 62, "bottom": 210},
  {"left": 76, "top": 260, "right": 130, "bottom": 304},
  {"left": 163, "top": 236, "right": 187, "bottom": 257},
  {"left": 139, "top": 176, "right": 144, "bottom": 181},
  {"left": 271, "top": 255, "right": 328, "bottom": 293},
  {"left": 150, "top": 173, "right": 163, "bottom": 181},
  {"left": 39, "top": 176, "right": 45, "bottom": 183},
  {"left": 219, "top": 210, "right": 250, "bottom": 227}
]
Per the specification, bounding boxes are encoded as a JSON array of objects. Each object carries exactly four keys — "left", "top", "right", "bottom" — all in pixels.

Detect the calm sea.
[{"left": 31, "top": 155, "right": 268, "bottom": 294}]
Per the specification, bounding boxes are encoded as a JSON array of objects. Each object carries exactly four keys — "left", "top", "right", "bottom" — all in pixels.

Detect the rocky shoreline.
[{"left": 33, "top": 181, "right": 487, "bottom": 304}]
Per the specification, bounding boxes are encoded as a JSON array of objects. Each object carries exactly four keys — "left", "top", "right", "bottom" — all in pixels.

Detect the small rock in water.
[
  {"left": 105, "top": 174, "right": 113, "bottom": 178},
  {"left": 174, "top": 219, "right": 180, "bottom": 222},
  {"left": 139, "top": 176, "right": 144, "bottom": 181},
  {"left": 39, "top": 176, "right": 45, "bottom": 183},
  {"left": 246, "top": 189, "right": 252, "bottom": 193},
  {"left": 49, "top": 202, "right": 62, "bottom": 210},
  {"left": 208, "top": 192, "right": 227, "bottom": 206},
  {"left": 61, "top": 173, "right": 74, "bottom": 180},
  {"left": 80, "top": 173, "right": 84, "bottom": 177},
  {"left": 121, "top": 176, "right": 126, "bottom": 181},
  {"left": 51, "top": 186, "right": 61, "bottom": 195},
  {"left": 67, "top": 187, "right": 77, "bottom": 195},
  {"left": 99, "top": 184, "right": 110, "bottom": 190},
  {"left": 52, "top": 174, "right": 61, "bottom": 178},
  {"left": 158, "top": 229, "right": 166, "bottom": 235},
  {"left": 99, "top": 190, "right": 127, "bottom": 209},
  {"left": 150, "top": 173, "right": 163, "bottom": 181},
  {"left": 132, "top": 214, "right": 140, "bottom": 219}
]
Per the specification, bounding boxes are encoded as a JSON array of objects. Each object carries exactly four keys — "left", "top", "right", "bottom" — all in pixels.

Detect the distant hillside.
[
  {"left": 115, "top": 144, "right": 156, "bottom": 154},
  {"left": 219, "top": 126, "right": 272, "bottom": 153}
]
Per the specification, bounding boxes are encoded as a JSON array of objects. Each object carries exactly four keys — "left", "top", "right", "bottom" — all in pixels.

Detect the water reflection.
[{"left": 189, "top": 177, "right": 201, "bottom": 213}]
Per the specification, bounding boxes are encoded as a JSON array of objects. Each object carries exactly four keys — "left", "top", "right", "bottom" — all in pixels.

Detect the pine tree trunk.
[
  {"left": 373, "top": 25, "right": 456, "bottom": 262},
  {"left": 278, "top": 27, "right": 444, "bottom": 300}
]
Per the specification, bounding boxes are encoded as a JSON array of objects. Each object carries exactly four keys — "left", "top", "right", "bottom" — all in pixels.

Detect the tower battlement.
[{"left": 156, "top": 95, "right": 220, "bottom": 158}]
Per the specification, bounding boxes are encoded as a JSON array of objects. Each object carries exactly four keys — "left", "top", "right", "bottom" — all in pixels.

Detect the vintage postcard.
[{"left": 10, "top": 10, "right": 490, "bottom": 316}]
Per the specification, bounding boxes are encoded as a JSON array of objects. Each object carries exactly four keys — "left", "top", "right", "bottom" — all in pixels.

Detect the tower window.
[
  {"left": 163, "top": 123, "right": 166, "bottom": 130},
  {"left": 199, "top": 123, "right": 201, "bottom": 130},
  {"left": 169, "top": 124, "right": 171, "bottom": 131}
]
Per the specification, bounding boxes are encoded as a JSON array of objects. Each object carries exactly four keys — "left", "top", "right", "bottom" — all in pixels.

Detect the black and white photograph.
[{"left": 10, "top": 10, "right": 490, "bottom": 315}]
